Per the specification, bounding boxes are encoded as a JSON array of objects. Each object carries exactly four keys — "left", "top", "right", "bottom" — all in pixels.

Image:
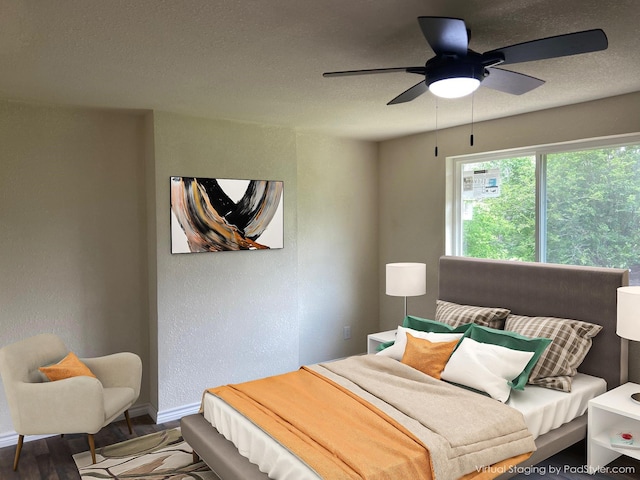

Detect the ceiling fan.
[{"left": 323, "top": 17, "right": 608, "bottom": 103}]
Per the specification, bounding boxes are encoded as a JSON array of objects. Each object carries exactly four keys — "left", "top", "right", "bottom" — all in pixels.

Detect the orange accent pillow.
[
  {"left": 39, "top": 352, "right": 97, "bottom": 381},
  {"left": 401, "top": 333, "right": 459, "bottom": 380}
]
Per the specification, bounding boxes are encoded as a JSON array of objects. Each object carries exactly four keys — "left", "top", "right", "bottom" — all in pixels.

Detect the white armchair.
[{"left": 0, "top": 333, "right": 142, "bottom": 470}]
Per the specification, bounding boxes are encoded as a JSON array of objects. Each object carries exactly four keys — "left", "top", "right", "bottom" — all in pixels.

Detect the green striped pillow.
[{"left": 504, "top": 315, "right": 602, "bottom": 392}]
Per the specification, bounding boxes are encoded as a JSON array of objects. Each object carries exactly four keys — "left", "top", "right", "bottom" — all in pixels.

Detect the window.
[{"left": 448, "top": 135, "right": 640, "bottom": 285}]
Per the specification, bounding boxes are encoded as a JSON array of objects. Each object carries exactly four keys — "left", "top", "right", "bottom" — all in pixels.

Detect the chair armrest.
[
  {"left": 13, "top": 376, "right": 105, "bottom": 435},
  {"left": 82, "top": 352, "right": 142, "bottom": 398}
]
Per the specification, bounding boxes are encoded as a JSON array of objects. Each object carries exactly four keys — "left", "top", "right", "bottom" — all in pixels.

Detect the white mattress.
[{"left": 202, "top": 372, "right": 605, "bottom": 478}]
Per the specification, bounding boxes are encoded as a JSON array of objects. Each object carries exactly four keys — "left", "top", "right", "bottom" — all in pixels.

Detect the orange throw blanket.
[{"left": 208, "top": 366, "right": 434, "bottom": 480}]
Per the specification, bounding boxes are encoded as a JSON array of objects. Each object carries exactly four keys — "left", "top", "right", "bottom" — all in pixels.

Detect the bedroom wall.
[
  {"left": 149, "top": 112, "right": 299, "bottom": 419},
  {"left": 378, "top": 91, "right": 640, "bottom": 383},
  {"left": 143, "top": 112, "right": 159, "bottom": 412},
  {"left": 0, "top": 100, "right": 148, "bottom": 436},
  {"left": 296, "top": 133, "right": 379, "bottom": 364},
  {"left": 147, "top": 113, "right": 380, "bottom": 419}
]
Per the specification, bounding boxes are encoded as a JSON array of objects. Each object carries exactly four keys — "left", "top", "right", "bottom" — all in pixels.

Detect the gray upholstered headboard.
[{"left": 438, "top": 256, "right": 629, "bottom": 390}]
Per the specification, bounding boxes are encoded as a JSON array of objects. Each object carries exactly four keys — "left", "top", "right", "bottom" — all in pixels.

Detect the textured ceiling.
[{"left": 1, "top": 0, "right": 639, "bottom": 141}]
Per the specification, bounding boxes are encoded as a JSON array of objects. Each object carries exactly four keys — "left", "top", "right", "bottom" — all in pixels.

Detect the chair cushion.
[{"left": 103, "top": 387, "right": 136, "bottom": 423}]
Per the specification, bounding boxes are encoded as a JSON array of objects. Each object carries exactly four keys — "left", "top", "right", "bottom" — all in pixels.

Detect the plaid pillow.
[
  {"left": 504, "top": 315, "right": 603, "bottom": 392},
  {"left": 435, "top": 300, "right": 510, "bottom": 329}
]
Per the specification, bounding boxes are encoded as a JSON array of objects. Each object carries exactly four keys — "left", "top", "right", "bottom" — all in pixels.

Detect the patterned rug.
[
  {"left": 73, "top": 427, "right": 218, "bottom": 479},
  {"left": 72, "top": 427, "right": 639, "bottom": 480}
]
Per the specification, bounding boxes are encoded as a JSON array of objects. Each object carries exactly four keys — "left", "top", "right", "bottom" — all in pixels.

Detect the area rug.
[
  {"left": 73, "top": 427, "right": 218, "bottom": 479},
  {"left": 72, "top": 428, "right": 639, "bottom": 480}
]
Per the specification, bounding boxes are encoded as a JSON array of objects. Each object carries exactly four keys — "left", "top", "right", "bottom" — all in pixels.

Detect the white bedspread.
[{"left": 202, "top": 372, "right": 605, "bottom": 479}]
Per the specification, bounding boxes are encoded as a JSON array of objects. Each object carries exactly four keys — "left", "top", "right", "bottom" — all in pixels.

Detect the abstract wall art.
[{"left": 170, "top": 176, "right": 284, "bottom": 253}]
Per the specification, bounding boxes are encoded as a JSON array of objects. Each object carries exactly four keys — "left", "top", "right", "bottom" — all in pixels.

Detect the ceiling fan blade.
[
  {"left": 418, "top": 17, "right": 468, "bottom": 56},
  {"left": 485, "top": 29, "right": 608, "bottom": 65},
  {"left": 323, "top": 67, "right": 424, "bottom": 77},
  {"left": 482, "top": 68, "right": 545, "bottom": 95},
  {"left": 387, "top": 81, "right": 428, "bottom": 105}
]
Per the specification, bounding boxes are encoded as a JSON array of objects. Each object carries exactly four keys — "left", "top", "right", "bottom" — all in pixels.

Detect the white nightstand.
[
  {"left": 366, "top": 330, "right": 396, "bottom": 354},
  {"left": 587, "top": 382, "right": 640, "bottom": 473}
]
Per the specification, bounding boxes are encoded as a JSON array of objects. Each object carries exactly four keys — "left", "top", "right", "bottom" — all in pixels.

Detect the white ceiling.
[{"left": 2, "top": 0, "right": 639, "bottom": 141}]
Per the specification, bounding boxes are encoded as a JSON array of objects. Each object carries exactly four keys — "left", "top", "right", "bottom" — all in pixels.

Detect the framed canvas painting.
[{"left": 170, "top": 176, "right": 284, "bottom": 253}]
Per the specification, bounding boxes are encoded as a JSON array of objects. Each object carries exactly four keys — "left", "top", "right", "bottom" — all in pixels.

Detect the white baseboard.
[
  {"left": 0, "top": 403, "right": 159, "bottom": 448},
  {"left": 154, "top": 401, "right": 200, "bottom": 424}
]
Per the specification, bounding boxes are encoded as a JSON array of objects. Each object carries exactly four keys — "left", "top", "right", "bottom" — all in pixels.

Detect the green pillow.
[
  {"left": 378, "top": 317, "right": 469, "bottom": 352},
  {"left": 461, "top": 323, "right": 552, "bottom": 390},
  {"left": 403, "top": 315, "right": 472, "bottom": 334},
  {"left": 376, "top": 340, "right": 395, "bottom": 352}
]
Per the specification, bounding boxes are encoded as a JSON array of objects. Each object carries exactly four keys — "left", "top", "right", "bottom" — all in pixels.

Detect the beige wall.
[
  {"left": 296, "top": 133, "right": 379, "bottom": 364},
  {"left": 0, "top": 101, "right": 149, "bottom": 433},
  {"left": 143, "top": 112, "right": 159, "bottom": 411},
  {"left": 147, "top": 114, "right": 381, "bottom": 416},
  {"left": 150, "top": 112, "right": 301, "bottom": 415},
  {"left": 378, "top": 91, "right": 640, "bottom": 381}
]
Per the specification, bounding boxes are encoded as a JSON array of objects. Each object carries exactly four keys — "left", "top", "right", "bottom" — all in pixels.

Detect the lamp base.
[{"left": 631, "top": 392, "right": 640, "bottom": 405}]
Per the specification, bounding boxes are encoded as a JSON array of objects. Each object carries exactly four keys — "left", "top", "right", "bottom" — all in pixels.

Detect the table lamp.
[
  {"left": 617, "top": 286, "right": 640, "bottom": 403},
  {"left": 386, "top": 263, "right": 427, "bottom": 318}
]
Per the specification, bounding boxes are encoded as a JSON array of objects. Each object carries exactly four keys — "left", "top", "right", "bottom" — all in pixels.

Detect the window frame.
[{"left": 446, "top": 133, "right": 640, "bottom": 264}]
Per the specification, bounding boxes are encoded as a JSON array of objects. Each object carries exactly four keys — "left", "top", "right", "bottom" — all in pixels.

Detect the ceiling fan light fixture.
[
  {"left": 428, "top": 77, "right": 481, "bottom": 98},
  {"left": 425, "top": 59, "right": 485, "bottom": 99}
]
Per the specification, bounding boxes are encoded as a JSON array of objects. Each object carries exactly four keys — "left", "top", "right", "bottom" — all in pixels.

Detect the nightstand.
[
  {"left": 367, "top": 330, "right": 396, "bottom": 354},
  {"left": 587, "top": 382, "right": 640, "bottom": 473}
]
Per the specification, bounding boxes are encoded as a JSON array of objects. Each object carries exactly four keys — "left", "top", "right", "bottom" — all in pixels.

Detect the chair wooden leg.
[
  {"left": 87, "top": 434, "right": 96, "bottom": 464},
  {"left": 124, "top": 409, "right": 133, "bottom": 434},
  {"left": 13, "top": 434, "right": 23, "bottom": 471}
]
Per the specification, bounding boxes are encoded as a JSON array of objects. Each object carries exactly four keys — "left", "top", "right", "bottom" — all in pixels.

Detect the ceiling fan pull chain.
[
  {"left": 435, "top": 99, "right": 439, "bottom": 157},
  {"left": 470, "top": 93, "right": 475, "bottom": 147}
]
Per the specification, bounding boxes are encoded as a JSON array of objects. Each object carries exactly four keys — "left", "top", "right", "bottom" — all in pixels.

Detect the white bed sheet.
[
  {"left": 202, "top": 372, "right": 605, "bottom": 478},
  {"left": 506, "top": 372, "right": 606, "bottom": 439}
]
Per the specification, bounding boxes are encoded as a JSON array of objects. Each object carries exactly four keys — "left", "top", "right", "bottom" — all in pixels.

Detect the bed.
[{"left": 181, "top": 256, "right": 629, "bottom": 480}]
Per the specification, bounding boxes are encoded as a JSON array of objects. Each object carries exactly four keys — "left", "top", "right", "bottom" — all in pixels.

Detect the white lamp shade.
[
  {"left": 386, "top": 263, "right": 426, "bottom": 297},
  {"left": 617, "top": 286, "right": 640, "bottom": 341}
]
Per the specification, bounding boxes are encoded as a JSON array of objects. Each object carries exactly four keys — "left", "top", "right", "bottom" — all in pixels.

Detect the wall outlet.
[{"left": 343, "top": 325, "right": 351, "bottom": 340}]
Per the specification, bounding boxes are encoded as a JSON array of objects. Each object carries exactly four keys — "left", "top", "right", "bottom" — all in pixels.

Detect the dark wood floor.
[
  {"left": 0, "top": 415, "right": 179, "bottom": 480},
  {"left": 1, "top": 415, "right": 639, "bottom": 479}
]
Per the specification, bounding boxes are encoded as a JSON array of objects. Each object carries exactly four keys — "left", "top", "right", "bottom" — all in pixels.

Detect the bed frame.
[{"left": 181, "top": 256, "right": 628, "bottom": 480}]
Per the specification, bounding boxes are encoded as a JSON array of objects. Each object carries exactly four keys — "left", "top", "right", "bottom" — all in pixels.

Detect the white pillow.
[
  {"left": 376, "top": 325, "right": 463, "bottom": 361},
  {"left": 440, "top": 337, "right": 535, "bottom": 402}
]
